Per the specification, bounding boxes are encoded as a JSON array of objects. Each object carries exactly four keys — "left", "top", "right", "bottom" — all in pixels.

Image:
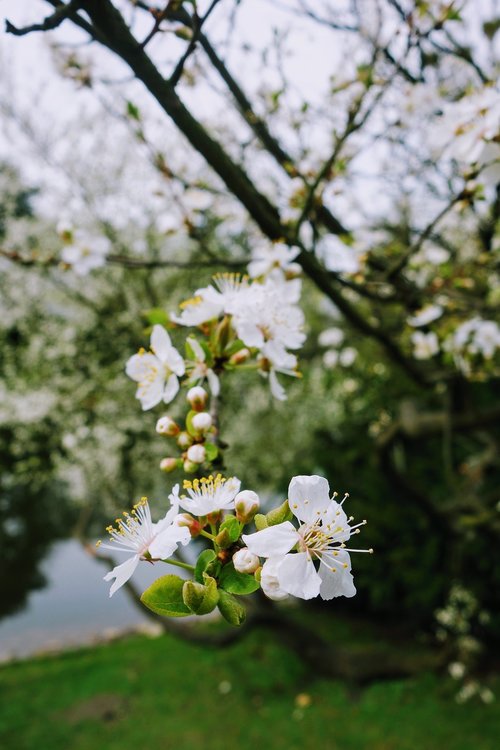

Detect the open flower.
[
  {"left": 126, "top": 325, "right": 185, "bottom": 410},
  {"left": 184, "top": 336, "right": 220, "bottom": 396},
  {"left": 176, "top": 474, "right": 241, "bottom": 515},
  {"left": 243, "top": 475, "right": 371, "bottom": 600},
  {"left": 99, "top": 494, "right": 191, "bottom": 597},
  {"left": 171, "top": 273, "right": 249, "bottom": 327}
]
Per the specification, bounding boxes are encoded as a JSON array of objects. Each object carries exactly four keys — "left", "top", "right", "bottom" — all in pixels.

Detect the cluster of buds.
[{"left": 157, "top": 386, "right": 220, "bottom": 474}]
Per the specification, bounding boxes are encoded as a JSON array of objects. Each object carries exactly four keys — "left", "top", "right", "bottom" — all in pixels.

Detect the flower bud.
[
  {"left": 266, "top": 498, "right": 293, "bottom": 526},
  {"left": 186, "top": 444, "right": 206, "bottom": 464},
  {"left": 176, "top": 513, "right": 202, "bottom": 537},
  {"left": 182, "top": 576, "right": 219, "bottom": 615},
  {"left": 191, "top": 411, "right": 212, "bottom": 432},
  {"left": 183, "top": 459, "right": 198, "bottom": 474},
  {"left": 159, "top": 457, "right": 178, "bottom": 473},
  {"left": 156, "top": 416, "right": 180, "bottom": 437},
  {"left": 235, "top": 490, "right": 260, "bottom": 524},
  {"left": 232, "top": 548, "right": 260, "bottom": 574},
  {"left": 187, "top": 386, "right": 208, "bottom": 411},
  {"left": 229, "top": 347, "right": 251, "bottom": 365},
  {"left": 177, "top": 431, "right": 193, "bottom": 449},
  {"left": 261, "top": 558, "right": 289, "bottom": 601}
]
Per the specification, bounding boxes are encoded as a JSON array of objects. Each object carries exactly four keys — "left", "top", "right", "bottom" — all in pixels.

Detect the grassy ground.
[{"left": 0, "top": 626, "right": 498, "bottom": 750}]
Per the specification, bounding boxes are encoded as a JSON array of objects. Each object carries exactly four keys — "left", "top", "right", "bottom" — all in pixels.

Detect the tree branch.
[{"left": 5, "top": 0, "right": 82, "bottom": 36}]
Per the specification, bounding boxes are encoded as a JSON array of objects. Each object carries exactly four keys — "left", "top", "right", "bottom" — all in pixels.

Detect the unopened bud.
[
  {"left": 156, "top": 416, "right": 180, "bottom": 437},
  {"left": 232, "top": 548, "right": 260, "bottom": 574},
  {"left": 215, "top": 528, "right": 232, "bottom": 549},
  {"left": 229, "top": 347, "right": 251, "bottom": 365},
  {"left": 192, "top": 412, "right": 212, "bottom": 432},
  {"left": 266, "top": 498, "right": 293, "bottom": 526},
  {"left": 261, "top": 558, "right": 289, "bottom": 601},
  {"left": 183, "top": 459, "right": 198, "bottom": 474},
  {"left": 235, "top": 490, "right": 260, "bottom": 523},
  {"left": 176, "top": 513, "right": 202, "bottom": 537},
  {"left": 186, "top": 444, "right": 206, "bottom": 464},
  {"left": 159, "top": 457, "right": 178, "bottom": 473},
  {"left": 187, "top": 386, "right": 208, "bottom": 411},
  {"left": 177, "top": 431, "right": 193, "bottom": 449}
]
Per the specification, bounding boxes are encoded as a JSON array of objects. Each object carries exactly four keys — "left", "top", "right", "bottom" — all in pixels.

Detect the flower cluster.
[{"left": 100, "top": 474, "right": 370, "bottom": 625}]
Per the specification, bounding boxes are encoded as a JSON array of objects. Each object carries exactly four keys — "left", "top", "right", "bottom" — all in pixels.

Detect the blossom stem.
[
  {"left": 161, "top": 558, "right": 195, "bottom": 571},
  {"left": 199, "top": 529, "right": 216, "bottom": 542}
]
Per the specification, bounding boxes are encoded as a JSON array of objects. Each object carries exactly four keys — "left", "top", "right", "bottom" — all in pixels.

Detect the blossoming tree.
[{"left": 2, "top": 0, "right": 499, "bottom": 682}]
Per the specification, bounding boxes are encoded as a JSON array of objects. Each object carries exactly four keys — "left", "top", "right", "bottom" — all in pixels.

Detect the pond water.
[{"left": 0, "top": 539, "right": 174, "bottom": 661}]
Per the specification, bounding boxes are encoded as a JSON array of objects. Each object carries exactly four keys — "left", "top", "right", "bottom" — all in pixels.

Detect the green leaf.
[
  {"left": 126, "top": 100, "right": 141, "bottom": 121},
  {"left": 143, "top": 308, "right": 170, "bottom": 326},
  {"left": 204, "top": 442, "right": 219, "bottom": 462},
  {"left": 140, "top": 575, "right": 191, "bottom": 617},
  {"left": 218, "top": 515, "right": 241, "bottom": 543},
  {"left": 224, "top": 339, "right": 246, "bottom": 357},
  {"left": 217, "top": 589, "right": 247, "bottom": 626},
  {"left": 182, "top": 575, "right": 219, "bottom": 615},
  {"left": 195, "top": 549, "right": 217, "bottom": 584},
  {"left": 219, "top": 563, "right": 260, "bottom": 595}
]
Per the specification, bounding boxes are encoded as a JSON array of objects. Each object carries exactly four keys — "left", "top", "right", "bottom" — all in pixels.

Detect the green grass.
[{"left": 0, "top": 628, "right": 498, "bottom": 750}]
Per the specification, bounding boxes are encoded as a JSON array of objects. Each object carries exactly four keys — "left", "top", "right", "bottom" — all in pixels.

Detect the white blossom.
[
  {"left": 185, "top": 337, "right": 220, "bottom": 396},
  {"left": 61, "top": 233, "right": 110, "bottom": 275},
  {"left": 411, "top": 331, "right": 439, "bottom": 360},
  {"left": 100, "top": 495, "right": 190, "bottom": 596},
  {"left": 243, "top": 475, "right": 371, "bottom": 601},
  {"left": 176, "top": 473, "right": 241, "bottom": 516},
  {"left": 126, "top": 325, "right": 185, "bottom": 410},
  {"left": 315, "top": 235, "right": 360, "bottom": 274},
  {"left": 318, "top": 327, "right": 344, "bottom": 348},
  {"left": 407, "top": 305, "right": 443, "bottom": 327},
  {"left": 248, "top": 242, "right": 300, "bottom": 279}
]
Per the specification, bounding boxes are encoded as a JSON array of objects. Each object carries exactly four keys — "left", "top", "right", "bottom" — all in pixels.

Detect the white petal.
[
  {"left": 278, "top": 552, "right": 321, "bottom": 599},
  {"left": 125, "top": 352, "right": 159, "bottom": 382},
  {"left": 288, "top": 475, "right": 331, "bottom": 524},
  {"left": 207, "top": 368, "right": 220, "bottom": 396},
  {"left": 103, "top": 555, "right": 139, "bottom": 597},
  {"left": 149, "top": 524, "right": 191, "bottom": 559},
  {"left": 137, "top": 372, "right": 165, "bottom": 411},
  {"left": 165, "top": 347, "right": 185, "bottom": 376},
  {"left": 163, "top": 373, "right": 179, "bottom": 404},
  {"left": 318, "top": 550, "right": 356, "bottom": 599},
  {"left": 188, "top": 337, "right": 206, "bottom": 362},
  {"left": 242, "top": 522, "right": 298, "bottom": 557},
  {"left": 150, "top": 325, "right": 172, "bottom": 361},
  {"left": 269, "top": 370, "right": 287, "bottom": 401}
]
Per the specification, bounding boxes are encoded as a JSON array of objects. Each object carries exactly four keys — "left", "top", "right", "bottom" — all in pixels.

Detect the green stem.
[
  {"left": 161, "top": 558, "right": 195, "bottom": 572},
  {"left": 199, "top": 529, "right": 216, "bottom": 542}
]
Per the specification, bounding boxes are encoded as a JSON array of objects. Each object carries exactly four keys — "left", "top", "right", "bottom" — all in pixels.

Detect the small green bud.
[
  {"left": 217, "top": 589, "right": 246, "bottom": 626},
  {"left": 177, "top": 431, "right": 193, "bottom": 449},
  {"left": 254, "top": 513, "right": 268, "bottom": 531},
  {"left": 266, "top": 499, "right": 293, "bottom": 526},
  {"left": 159, "top": 457, "right": 178, "bottom": 473},
  {"left": 183, "top": 459, "right": 198, "bottom": 474},
  {"left": 215, "top": 528, "right": 232, "bottom": 549}
]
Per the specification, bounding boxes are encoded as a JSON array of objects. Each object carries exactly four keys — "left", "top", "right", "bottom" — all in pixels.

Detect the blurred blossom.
[
  {"left": 318, "top": 327, "right": 344, "bottom": 348},
  {"left": 315, "top": 235, "right": 360, "bottom": 274},
  {"left": 411, "top": 331, "right": 439, "bottom": 360},
  {"left": 407, "top": 305, "right": 443, "bottom": 327}
]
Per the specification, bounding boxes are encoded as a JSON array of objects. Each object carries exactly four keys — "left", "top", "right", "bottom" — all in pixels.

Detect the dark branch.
[{"left": 5, "top": 0, "right": 82, "bottom": 36}]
